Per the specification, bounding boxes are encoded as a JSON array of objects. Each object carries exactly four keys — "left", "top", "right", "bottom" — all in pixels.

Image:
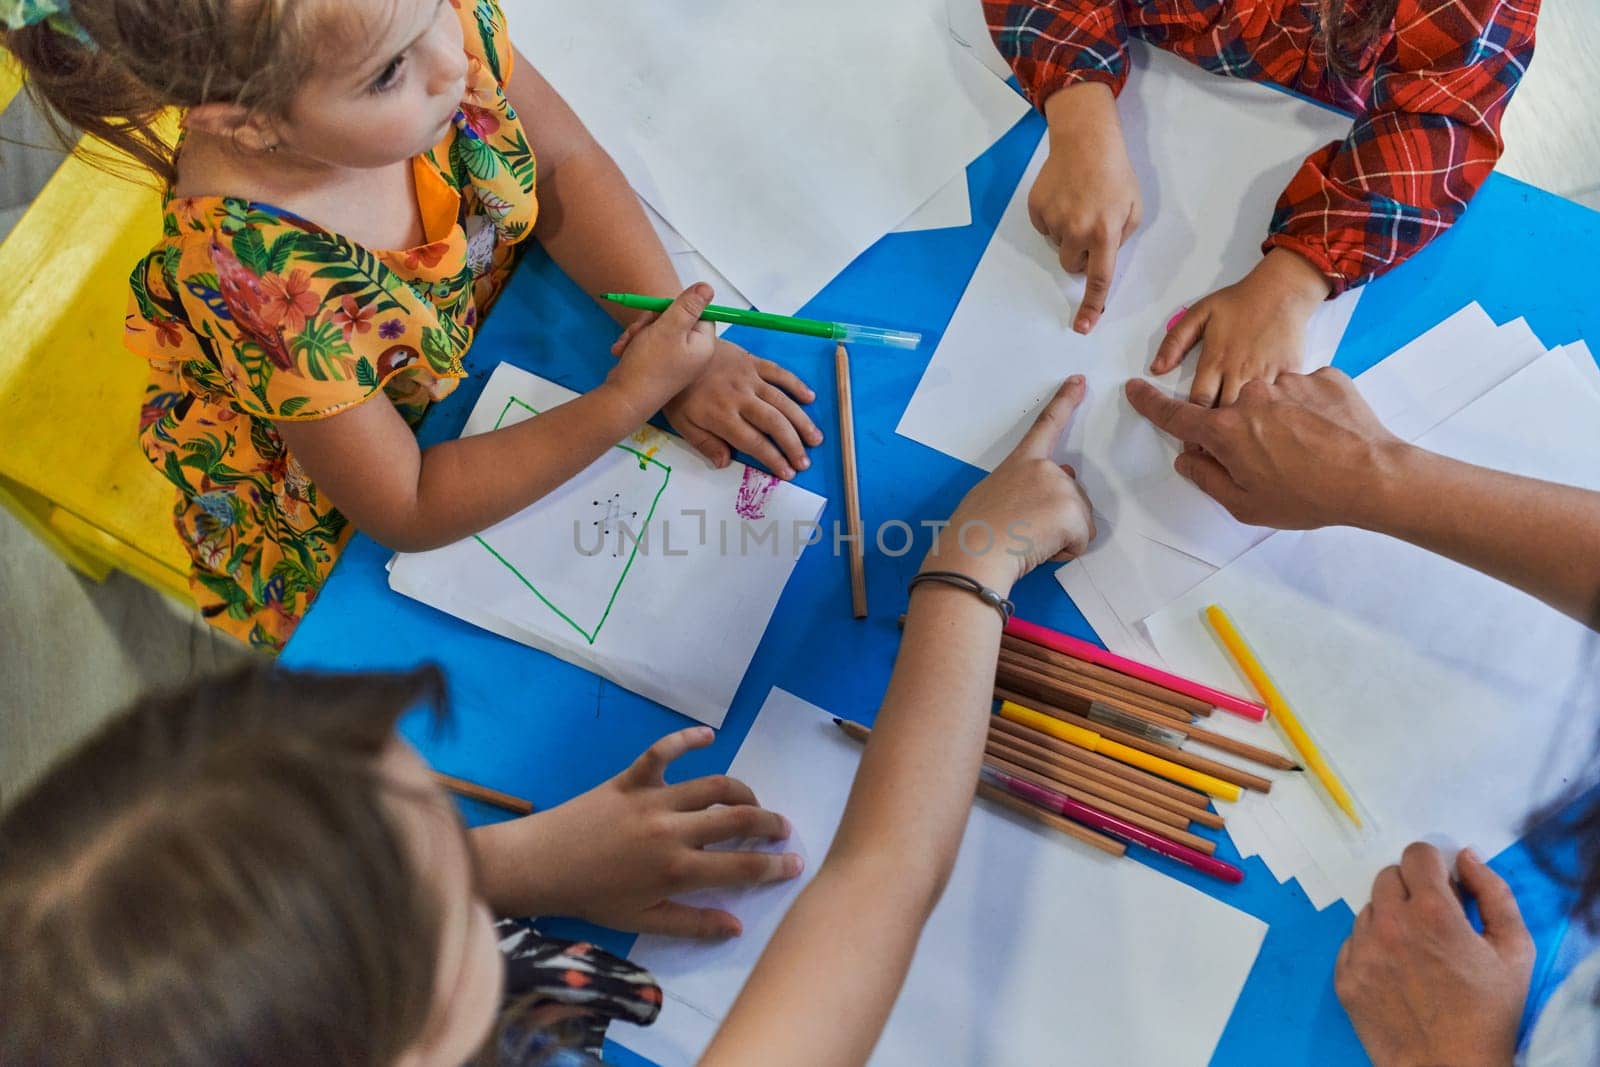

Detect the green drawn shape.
[{"left": 472, "top": 396, "right": 672, "bottom": 645}]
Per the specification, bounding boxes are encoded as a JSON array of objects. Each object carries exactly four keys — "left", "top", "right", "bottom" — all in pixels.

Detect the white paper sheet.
[
  {"left": 388, "top": 366, "right": 824, "bottom": 728},
  {"left": 1141, "top": 349, "right": 1600, "bottom": 911},
  {"left": 617, "top": 688, "right": 1268, "bottom": 1066},
  {"left": 508, "top": 2, "right": 1027, "bottom": 316},
  {"left": 892, "top": 173, "right": 973, "bottom": 233},
  {"left": 898, "top": 43, "right": 1361, "bottom": 566},
  {"left": 946, "top": 0, "right": 1014, "bottom": 80},
  {"left": 1054, "top": 306, "right": 1550, "bottom": 664}
]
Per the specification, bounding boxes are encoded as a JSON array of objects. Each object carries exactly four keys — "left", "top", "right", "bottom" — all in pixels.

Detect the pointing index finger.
[
  {"left": 1124, "top": 378, "right": 1214, "bottom": 449},
  {"left": 1076, "top": 237, "right": 1117, "bottom": 334},
  {"left": 1016, "top": 375, "right": 1087, "bottom": 459}
]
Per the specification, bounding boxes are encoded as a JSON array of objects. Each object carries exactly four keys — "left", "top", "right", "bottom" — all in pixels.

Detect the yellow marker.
[
  {"left": 998, "top": 701, "right": 1243, "bottom": 802},
  {"left": 1204, "top": 605, "right": 1363, "bottom": 828}
]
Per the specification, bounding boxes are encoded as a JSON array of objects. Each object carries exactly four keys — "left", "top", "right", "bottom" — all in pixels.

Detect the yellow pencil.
[
  {"left": 998, "top": 700, "right": 1243, "bottom": 801},
  {"left": 1203, "top": 605, "right": 1363, "bottom": 828}
]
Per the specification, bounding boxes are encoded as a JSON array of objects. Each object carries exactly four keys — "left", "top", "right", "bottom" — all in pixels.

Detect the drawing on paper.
[{"left": 473, "top": 396, "right": 672, "bottom": 645}]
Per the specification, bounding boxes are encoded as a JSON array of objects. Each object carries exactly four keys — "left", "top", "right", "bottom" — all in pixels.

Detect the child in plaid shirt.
[{"left": 985, "top": 0, "right": 1539, "bottom": 407}]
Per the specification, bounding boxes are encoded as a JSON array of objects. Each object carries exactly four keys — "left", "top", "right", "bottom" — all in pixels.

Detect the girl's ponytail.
[
  {"left": 4, "top": 21, "right": 176, "bottom": 184},
  {"left": 4, "top": 1, "right": 334, "bottom": 187}
]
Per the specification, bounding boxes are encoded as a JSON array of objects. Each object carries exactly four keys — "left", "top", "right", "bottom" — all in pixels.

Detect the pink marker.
[
  {"left": 1166, "top": 305, "right": 1190, "bottom": 332},
  {"left": 1004, "top": 616, "right": 1268, "bottom": 722},
  {"left": 982, "top": 765, "right": 1244, "bottom": 884}
]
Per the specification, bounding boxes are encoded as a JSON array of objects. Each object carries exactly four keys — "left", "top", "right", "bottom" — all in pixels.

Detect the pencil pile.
[{"left": 977, "top": 618, "right": 1313, "bottom": 882}]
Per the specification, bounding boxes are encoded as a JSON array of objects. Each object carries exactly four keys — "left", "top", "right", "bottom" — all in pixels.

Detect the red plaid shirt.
[{"left": 984, "top": 0, "right": 1539, "bottom": 293}]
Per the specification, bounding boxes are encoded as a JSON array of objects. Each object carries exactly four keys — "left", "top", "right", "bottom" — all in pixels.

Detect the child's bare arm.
[
  {"left": 274, "top": 287, "right": 716, "bottom": 553},
  {"left": 503, "top": 50, "right": 822, "bottom": 478},
  {"left": 704, "top": 380, "right": 1096, "bottom": 1066}
]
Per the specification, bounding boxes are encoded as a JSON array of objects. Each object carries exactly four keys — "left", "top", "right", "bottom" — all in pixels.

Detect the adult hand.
[
  {"left": 1336, "top": 844, "right": 1533, "bottom": 1067},
  {"left": 612, "top": 320, "right": 822, "bottom": 480},
  {"left": 928, "top": 376, "right": 1097, "bottom": 590},
  {"left": 1150, "top": 248, "right": 1331, "bottom": 407},
  {"left": 473, "top": 727, "right": 801, "bottom": 938},
  {"left": 1033, "top": 83, "right": 1142, "bottom": 334},
  {"left": 1125, "top": 367, "right": 1406, "bottom": 530}
]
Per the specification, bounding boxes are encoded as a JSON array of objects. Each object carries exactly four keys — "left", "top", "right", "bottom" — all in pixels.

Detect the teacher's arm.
[
  {"left": 1127, "top": 370, "right": 1600, "bottom": 629},
  {"left": 701, "top": 378, "right": 1097, "bottom": 1066}
]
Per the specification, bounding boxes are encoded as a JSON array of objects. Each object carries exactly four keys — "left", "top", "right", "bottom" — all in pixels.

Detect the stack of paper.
[
  {"left": 505, "top": 0, "right": 1026, "bottom": 316},
  {"left": 388, "top": 365, "right": 825, "bottom": 728},
  {"left": 616, "top": 688, "right": 1268, "bottom": 1065},
  {"left": 1123, "top": 320, "right": 1600, "bottom": 911}
]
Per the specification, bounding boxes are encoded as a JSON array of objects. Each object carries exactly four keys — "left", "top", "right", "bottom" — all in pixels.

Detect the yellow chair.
[{"left": 0, "top": 58, "right": 191, "bottom": 602}]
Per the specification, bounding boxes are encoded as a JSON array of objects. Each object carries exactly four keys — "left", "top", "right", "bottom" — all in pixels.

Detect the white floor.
[{"left": 1, "top": 6, "right": 1597, "bottom": 801}]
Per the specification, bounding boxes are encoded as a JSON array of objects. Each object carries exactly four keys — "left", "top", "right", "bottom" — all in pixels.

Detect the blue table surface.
[{"left": 282, "top": 110, "right": 1600, "bottom": 1065}]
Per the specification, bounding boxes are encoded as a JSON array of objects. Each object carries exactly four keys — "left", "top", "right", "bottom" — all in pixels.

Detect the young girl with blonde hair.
[{"left": 4, "top": 0, "right": 822, "bottom": 649}]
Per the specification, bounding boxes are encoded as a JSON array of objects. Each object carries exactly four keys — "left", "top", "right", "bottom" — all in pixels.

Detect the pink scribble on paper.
[{"left": 735, "top": 467, "right": 780, "bottom": 520}]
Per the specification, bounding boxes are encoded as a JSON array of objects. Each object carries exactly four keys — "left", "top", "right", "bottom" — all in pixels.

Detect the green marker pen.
[{"left": 603, "top": 293, "right": 921, "bottom": 350}]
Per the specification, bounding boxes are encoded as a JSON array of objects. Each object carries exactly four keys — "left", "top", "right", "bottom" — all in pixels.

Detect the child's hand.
[
  {"left": 1151, "top": 249, "right": 1331, "bottom": 408},
  {"left": 612, "top": 323, "right": 822, "bottom": 480},
  {"left": 604, "top": 283, "right": 719, "bottom": 422},
  {"left": 1033, "top": 83, "right": 1143, "bottom": 334},
  {"left": 926, "top": 376, "right": 1097, "bottom": 590},
  {"left": 472, "top": 727, "right": 801, "bottom": 938}
]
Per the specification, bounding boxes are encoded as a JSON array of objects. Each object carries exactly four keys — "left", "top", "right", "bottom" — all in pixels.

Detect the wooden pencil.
[
  {"left": 998, "top": 689, "right": 1275, "bottom": 793},
  {"left": 831, "top": 718, "right": 1125, "bottom": 856},
  {"left": 977, "top": 783, "right": 1128, "bottom": 857},
  {"left": 988, "top": 713, "right": 1215, "bottom": 812},
  {"left": 1000, "top": 633, "right": 1215, "bottom": 717},
  {"left": 433, "top": 772, "right": 535, "bottom": 816},
  {"left": 1000, "top": 639, "right": 1196, "bottom": 722},
  {"left": 835, "top": 344, "right": 868, "bottom": 619},
  {"left": 986, "top": 752, "right": 1218, "bottom": 855},
  {"left": 997, "top": 649, "right": 1299, "bottom": 771},
  {"left": 999, "top": 649, "right": 1194, "bottom": 725},
  {"left": 986, "top": 735, "right": 1193, "bottom": 831},
  {"left": 986, "top": 721, "right": 1226, "bottom": 830}
]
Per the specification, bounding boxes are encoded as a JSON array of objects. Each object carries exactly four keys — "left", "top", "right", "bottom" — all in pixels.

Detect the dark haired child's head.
[
  {"left": 0, "top": 665, "right": 505, "bottom": 1065},
  {"left": 4, "top": 0, "right": 472, "bottom": 183}
]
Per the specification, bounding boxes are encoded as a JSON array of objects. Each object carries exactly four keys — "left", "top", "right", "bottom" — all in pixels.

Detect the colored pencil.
[
  {"left": 1004, "top": 616, "right": 1268, "bottom": 721},
  {"left": 997, "top": 700, "right": 1244, "bottom": 801},
  {"left": 986, "top": 721, "right": 1226, "bottom": 830},
  {"left": 603, "top": 292, "right": 921, "bottom": 349},
  {"left": 998, "top": 647, "right": 1193, "bottom": 725},
  {"left": 835, "top": 344, "right": 867, "bottom": 619},
  {"left": 1002, "top": 634, "right": 1215, "bottom": 718},
  {"left": 980, "top": 765, "right": 1245, "bottom": 884},
  {"left": 1001, "top": 636, "right": 1198, "bottom": 721},
  {"left": 999, "top": 689, "right": 1273, "bottom": 794},
  {"left": 986, "top": 749, "right": 1217, "bottom": 854},
  {"left": 986, "top": 736, "right": 1196, "bottom": 833},
  {"left": 433, "top": 772, "right": 535, "bottom": 816},
  {"left": 831, "top": 718, "right": 1125, "bottom": 856},
  {"left": 988, "top": 716, "right": 1215, "bottom": 814},
  {"left": 1204, "top": 605, "right": 1364, "bottom": 828},
  {"left": 995, "top": 652, "right": 1300, "bottom": 771}
]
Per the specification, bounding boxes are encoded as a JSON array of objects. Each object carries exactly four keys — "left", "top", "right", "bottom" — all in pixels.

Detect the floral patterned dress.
[{"left": 125, "top": 0, "right": 536, "bottom": 651}]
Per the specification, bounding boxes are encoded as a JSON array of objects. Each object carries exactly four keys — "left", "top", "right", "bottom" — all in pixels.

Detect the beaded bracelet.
[{"left": 907, "top": 570, "right": 1014, "bottom": 624}]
